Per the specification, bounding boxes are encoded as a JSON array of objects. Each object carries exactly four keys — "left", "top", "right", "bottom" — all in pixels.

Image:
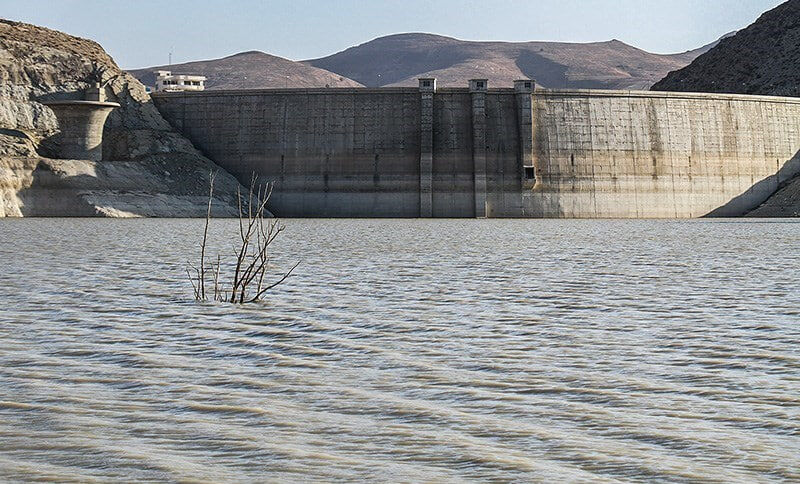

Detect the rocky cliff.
[
  {"left": 0, "top": 19, "right": 243, "bottom": 217},
  {"left": 652, "top": 1, "right": 800, "bottom": 96}
]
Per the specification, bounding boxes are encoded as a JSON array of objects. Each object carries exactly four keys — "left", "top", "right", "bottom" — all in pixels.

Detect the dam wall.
[
  {"left": 155, "top": 88, "right": 422, "bottom": 217},
  {"left": 152, "top": 84, "right": 800, "bottom": 218},
  {"left": 527, "top": 90, "right": 800, "bottom": 217}
]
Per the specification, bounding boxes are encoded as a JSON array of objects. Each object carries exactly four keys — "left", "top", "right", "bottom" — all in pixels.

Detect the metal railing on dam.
[{"left": 152, "top": 81, "right": 800, "bottom": 218}]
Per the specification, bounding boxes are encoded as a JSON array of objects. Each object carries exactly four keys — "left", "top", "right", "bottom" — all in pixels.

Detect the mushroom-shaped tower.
[{"left": 44, "top": 69, "right": 120, "bottom": 162}]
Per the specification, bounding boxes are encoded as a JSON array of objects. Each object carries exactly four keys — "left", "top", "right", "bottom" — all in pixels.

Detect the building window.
[
  {"left": 477, "top": 81, "right": 484, "bottom": 89},
  {"left": 524, "top": 167, "right": 535, "bottom": 179},
  {"left": 422, "top": 80, "right": 431, "bottom": 87},
  {"left": 524, "top": 82, "right": 532, "bottom": 89}
]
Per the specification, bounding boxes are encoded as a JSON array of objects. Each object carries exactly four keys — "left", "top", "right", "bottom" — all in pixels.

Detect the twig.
[
  {"left": 247, "top": 261, "right": 300, "bottom": 303},
  {"left": 198, "top": 171, "right": 217, "bottom": 300}
]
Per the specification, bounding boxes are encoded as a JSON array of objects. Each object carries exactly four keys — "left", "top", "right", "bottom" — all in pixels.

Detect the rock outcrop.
[
  {"left": 0, "top": 19, "right": 244, "bottom": 217},
  {"left": 652, "top": 1, "right": 800, "bottom": 97}
]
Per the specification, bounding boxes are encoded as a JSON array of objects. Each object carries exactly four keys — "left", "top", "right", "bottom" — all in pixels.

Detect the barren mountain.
[
  {"left": 304, "top": 33, "right": 723, "bottom": 89},
  {"left": 129, "top": 51, "right": 362, "bottom": 90},
  {"left": 653, "top": 0, "right": 800, "bottom": 97}
]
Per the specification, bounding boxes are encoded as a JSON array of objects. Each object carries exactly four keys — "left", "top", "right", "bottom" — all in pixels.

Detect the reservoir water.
[{"left": 0, "top": 219, "right": 798, "bottom": 482}]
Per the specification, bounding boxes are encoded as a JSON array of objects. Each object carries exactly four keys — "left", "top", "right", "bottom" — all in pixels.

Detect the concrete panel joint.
[
  {"left": 470, "top": 79, "right": 488, "bottom": 217},
  {"left": 419, "top": 78, "right": 436, "bottom": 217},
  {"left": 515, "top": 79, "right": 536, "bottom": 188}
]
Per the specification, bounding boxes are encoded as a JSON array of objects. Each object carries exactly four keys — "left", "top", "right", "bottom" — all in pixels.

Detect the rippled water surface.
[{"left": 0, "top": 219, "right": 798, "bottom": 482}]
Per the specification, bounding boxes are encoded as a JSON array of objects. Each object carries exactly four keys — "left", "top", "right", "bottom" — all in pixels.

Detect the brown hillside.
[
  {"left": 129, "top": 51, "right": 362, "bottom": 90},
  {"left": 304, "top": 33, "right": 721, "bottom": 89},
  {"left": 652, "top": 0, "right": 800, "bottom": 96}
]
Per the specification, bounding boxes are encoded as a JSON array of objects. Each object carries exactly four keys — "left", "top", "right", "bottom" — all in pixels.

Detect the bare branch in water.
[
  {"left": 198, "top": 171, "right": 216, "bottom": 301},
  {"left": 186, "top": 172, "right": 298, "bottom": 303},
  {"left": 246, "top": 260, "right": 300, "bottom": 303}
]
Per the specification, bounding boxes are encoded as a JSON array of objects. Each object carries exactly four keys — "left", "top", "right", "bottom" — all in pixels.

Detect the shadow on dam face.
[{"left": 705, "top": 150, "right": 800, "bottom": 217}]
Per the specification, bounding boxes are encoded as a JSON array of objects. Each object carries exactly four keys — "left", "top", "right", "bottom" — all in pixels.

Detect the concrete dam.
[{"left": 152, "top": 80, "right": 800, "bottom": 218}]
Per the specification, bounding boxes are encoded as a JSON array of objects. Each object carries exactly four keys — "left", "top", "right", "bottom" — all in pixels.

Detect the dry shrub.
[{"left": 187, "top": 172, "right": 299, "bottom": 303}]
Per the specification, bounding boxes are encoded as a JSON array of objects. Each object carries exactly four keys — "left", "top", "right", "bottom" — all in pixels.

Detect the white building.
[{"left": 154, "top": 70, "right": 206, "bottom": 92}]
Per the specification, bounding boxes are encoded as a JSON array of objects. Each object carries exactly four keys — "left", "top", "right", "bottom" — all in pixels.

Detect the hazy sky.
[{"left": 0, "top": 0, "right": 784, "bottom": 69}]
